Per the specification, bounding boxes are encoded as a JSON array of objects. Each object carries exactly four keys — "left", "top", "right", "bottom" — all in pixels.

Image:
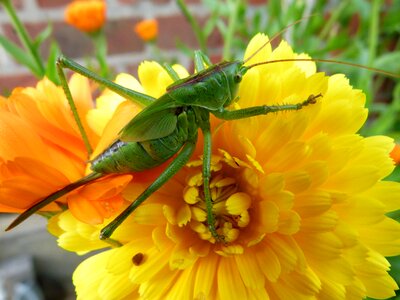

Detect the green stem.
[
  {"left": 368, "top": 0, "right": 380, "bottom": 66},
  {"left": 365, "top": 0, "right": 381, "bottom": 107},
  {"left": 149, "top": 40, "right": 164, "bottom": 62},
  {"left": 222, "top": 0, "right": 240, "bottom": 60},
  {"left": 318, "top": 0, "right": 348, "bottom": 41},
  {"left": 1, "top": 0, "right": 45, "bottom": 77},
  {"left": 176, "top": 0, "right": 207, "bottom": 54},
  {"left": 91, "top": 30, "right": 109, "bottom": 79}
]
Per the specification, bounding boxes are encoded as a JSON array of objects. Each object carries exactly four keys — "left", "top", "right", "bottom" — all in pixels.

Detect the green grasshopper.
[
  {"left": 14, "top": 25, "right": 399, "bottom": 242},
  {"left": 5, "top": 42, "right": 320, "bottom": 242}
]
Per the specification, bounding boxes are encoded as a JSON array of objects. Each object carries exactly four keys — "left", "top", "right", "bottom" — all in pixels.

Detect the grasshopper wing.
[{"left": 119, "top": 95, "right": 181, "bottom": 142}]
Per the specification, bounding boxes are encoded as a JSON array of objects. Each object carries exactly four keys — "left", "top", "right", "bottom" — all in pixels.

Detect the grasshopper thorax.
[{"left": 167, "top": 60, "right": 249, "bottom": 111}]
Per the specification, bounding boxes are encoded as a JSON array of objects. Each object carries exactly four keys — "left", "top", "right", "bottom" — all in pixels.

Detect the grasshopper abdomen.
[{"left": 91, "top": 110, "right": 192, "bottom": 173}]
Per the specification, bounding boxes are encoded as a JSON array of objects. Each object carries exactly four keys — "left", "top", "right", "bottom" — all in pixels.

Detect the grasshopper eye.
[{"left": 234, "top": 73, "right": 242, "bottom": 83}]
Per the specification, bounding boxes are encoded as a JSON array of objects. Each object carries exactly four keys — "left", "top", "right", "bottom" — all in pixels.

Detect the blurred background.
[{"left": 0, "top": 0, "right": 400, "bottom": 299}]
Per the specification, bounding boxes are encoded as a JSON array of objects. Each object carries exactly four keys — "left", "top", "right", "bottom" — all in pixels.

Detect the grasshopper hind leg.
[
  {"left": 99, "top": 139, "right": 197, "bottom": 240},
  {"left": 100, "top": 110, "right": 199, "bottom": 240},
  {"left": 200, "top": 114, "right": 226, "bottom": 243}
]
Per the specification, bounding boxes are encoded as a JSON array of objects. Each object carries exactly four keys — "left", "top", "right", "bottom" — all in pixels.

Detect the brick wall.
[{"left": 0, "top": 0, "right": 264, "bottom": 94}]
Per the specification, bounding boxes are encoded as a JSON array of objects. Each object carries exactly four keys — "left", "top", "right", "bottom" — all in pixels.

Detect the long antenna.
[
  {"left": 243, "top": 15, "right": 315, "bottom": 64},
  {"left": 247, "top": 58, "right": 400, "bottom": 78}
]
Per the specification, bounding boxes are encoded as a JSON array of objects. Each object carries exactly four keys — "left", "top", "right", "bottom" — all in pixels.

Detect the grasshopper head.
[{"left": 223, "top": 61, "right": 250, "bottom": 107}]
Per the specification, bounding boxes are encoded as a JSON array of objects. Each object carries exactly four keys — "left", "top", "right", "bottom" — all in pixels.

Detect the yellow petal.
[
  {"left": 98, "top": 270, "right": 137, "bottom": 300},
  {"left": 243, "top": 33, "right": 272, "bottom": 66},
  {"left": 368, "top": 181, "right": 400, "bottom": 212},
  {"left": 138, "top": 268, "right": 179, "bottom": 299},
  {"left": 225, "top": 192, "right": 251, "bottom": 215},
  {"left": 73, "top": 250, "right": 113, "bottom": 300},
  {"left": 300, "top": 210, "right": 338, "bottom": 233},
  {"left": 259, "top": 173, "right": 285, "bottom": 195},
  {"left": 177, "top": 204, "right": 192, "bottom": 226},
  {"left": 317, "top": 279, "right": 345, "bottom": 300},
  {"left": 235, "top": 249, "right": 265, "bottom": 289},
  {"left": 281, "top": 268, "right": 321, "bottom": 296},
  {"left": 335, "top": 195, "right": 385, "bottom": 226},
  {"left": 278, "top": 210, "right": 300, "bottom": 235},
  {"left": 166, "top": 267, "right": 195, "bottom": 299},
  {"left": 183, "top": 186, "right": 200, "bottom": 204},
  {"left": 294, "top": 190, "right": 332, "bottom": 217},
  {"left": 131, "top": 203, "right": 165, "bottom": 225},
  {"left": 217, "top": 258, "right": 247, "bottom": 299},
  {"left": 284, "top": 171, "right": 312, "bottom": 193},
  {"left": 130, "top": 246, "right": 171, "bottom": 283},
  {"left": 324, "top": 165, "right": 381, "bottom": 193},
  {"left": 297, "top": 232, "right": 343, "bottom": 260},
  {"left": 269, "top": 235, "right": 303, "bottom": 274},
  {"left": 358, "top": 218, "right": 400, "bottom": 256},
  {"left": 254, "top": 200, "right": 279, "bottom": 233},
  {"left": 255, "top": 242, "right": 281, "bottom": 282},
  {"left": 193, "top": 254, "right": 219, "bottom": 297}
]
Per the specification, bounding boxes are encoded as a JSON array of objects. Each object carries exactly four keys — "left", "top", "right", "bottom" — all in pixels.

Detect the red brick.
[
  {"left": 37, "top": 0, "right": 71, "bottom": 8},
  {"left": 118, "top": 0, "right": 139, "bottom": 4},
  {"left": 156, "top": 15, "right": 222, "bottom": 50},
  {"left": 106, "top": 18, "right": 145, "bottom": 55},
  {"left": 52, "top": 22, "right": 94, "bottom": 58},
  {"left": 0, "top": 73, "right": 38, "bottom": 96},
  {"left": 125, "top": 62, "right": 141, "bottom": 78},
  {"left": 0, "top": 0, "right": 23, "bottom": 10},
  {"left": 3, "top": 21, "right": 95, "bottom": 59},
  {"left": 248, "top": 0, "right": 268, "bottom": 4},
  {"left": 2, "top": 22, "right": 38, "bottom": 49},
  {"left": 151, "top": 0, "right": 171, "bottom": 4}
]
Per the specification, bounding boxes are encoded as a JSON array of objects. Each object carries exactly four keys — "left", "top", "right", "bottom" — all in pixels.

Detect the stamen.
[{"left": 183, "top": 157, "right": 253, "bottom": 244}]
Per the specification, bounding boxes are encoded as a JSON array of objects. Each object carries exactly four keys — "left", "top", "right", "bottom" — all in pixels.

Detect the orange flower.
[
  {"left": 134, "top": 19, "right": 158, "bottom": 42},
  {"left": 390, "top": 143, "right": 400, "bottom": 165},
  {"left": 65, "top": 0, "right": 106, "bottom": 33},
  {"left": 0, "top": 75, "right": 132, "bottom": 224}
]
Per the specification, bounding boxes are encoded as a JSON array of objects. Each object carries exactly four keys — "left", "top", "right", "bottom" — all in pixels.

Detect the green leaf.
[
  {"left": 386, "top": 209, "right": 400, "bottom": 222},
  {"left": 374, "top": 52, "right": 400, "bottom": 74},
  {"left": 203, "top": 14, "right": 218, "bottom": 38},
  {"left": 0, "top": 35, "right": 40, "bottom": 76},
  {"left": 46, "top": 41, "right": 61, "bottom": 84},
  {"left": 33, "top": 23, "right": 52, "bottom": 49},
  {"left": 175, "top": 39, "right": 194, "bottom": 57}
]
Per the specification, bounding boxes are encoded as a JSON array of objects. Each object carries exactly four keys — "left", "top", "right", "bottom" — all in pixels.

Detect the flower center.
[{"left": 183, "top": 159, "right": 252, "bottom": 244}]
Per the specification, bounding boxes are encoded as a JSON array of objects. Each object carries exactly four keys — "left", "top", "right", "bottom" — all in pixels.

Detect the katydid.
[
  {"left": 5, "top": 40, "right": 320, "bottom": 241},
  {"left": 6, "top": 36, "right": 396, "bottom": 242}
]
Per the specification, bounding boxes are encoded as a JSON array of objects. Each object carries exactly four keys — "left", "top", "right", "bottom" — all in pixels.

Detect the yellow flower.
[
  {"left": 65, "top": 0, "right": 106, "bottom": 33},
  {"left": 51, "top": 34, "right": 400, "bottom": 299},
  {"left": 134, "top": 19, "right": 158, "bottom": 42}
]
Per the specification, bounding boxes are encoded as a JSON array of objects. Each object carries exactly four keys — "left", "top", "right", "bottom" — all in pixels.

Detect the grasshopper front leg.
[
  {"left": 56, "top": 55, "right": 158, "bottom": 156},
  {"left": 213, "top": 94, "right": 321, "bottom": 120},
  {"left": 57, "top": 55, "right": 156, "bottom": 107}
]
